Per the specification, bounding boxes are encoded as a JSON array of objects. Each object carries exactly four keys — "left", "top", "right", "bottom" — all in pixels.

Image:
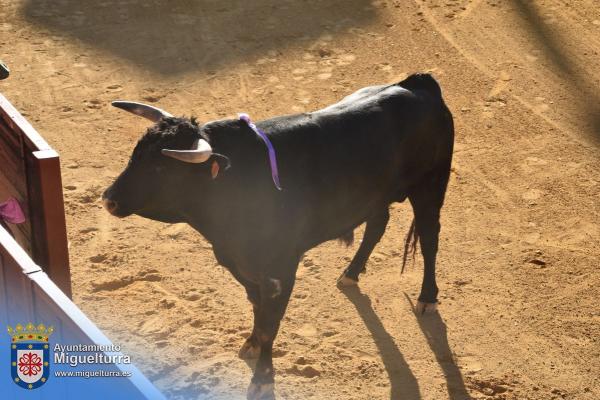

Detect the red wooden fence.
[
  {"left": 0, "top": 93, "right": 165, "bottom": 398},
  {"left": 0, "top": 93, "right": 71, "bottom": 297}
]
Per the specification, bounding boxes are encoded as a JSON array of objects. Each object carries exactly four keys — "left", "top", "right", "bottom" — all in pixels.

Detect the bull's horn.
[
  {"left": 111, "top": 100, "right": 173, "bottom": 122},
  {"left": 161, "top": 139, "right": 212, "bottom": 163}
]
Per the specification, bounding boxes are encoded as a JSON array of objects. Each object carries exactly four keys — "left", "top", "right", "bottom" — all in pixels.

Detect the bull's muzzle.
[
  {"left": 101, "top": 189, "right": 126, "bottom": 217},
  {"left": 103, "top": 198, "right": 118, "bottom": 215}
]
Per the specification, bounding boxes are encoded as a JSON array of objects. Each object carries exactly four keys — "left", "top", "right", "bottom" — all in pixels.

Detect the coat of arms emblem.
[{"left": 7, "top": 323, "right": 53, "bottom": 390}]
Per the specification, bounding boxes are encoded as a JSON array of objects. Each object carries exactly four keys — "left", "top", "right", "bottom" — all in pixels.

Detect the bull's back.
[
  {"left": 259, "top": 75, "right": 451, "bottom": 246},
  {"left": 278, "top": 74, "right": 449, "bottom": 191}
]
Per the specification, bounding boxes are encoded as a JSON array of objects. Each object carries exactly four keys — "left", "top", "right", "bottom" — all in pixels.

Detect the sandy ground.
[{"left": 1, "top": 0, "right": 599, "bottom": 399}]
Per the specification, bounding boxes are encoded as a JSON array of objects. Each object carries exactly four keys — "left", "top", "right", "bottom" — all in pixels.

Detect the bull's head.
[{"left": 102, "top": 101, "right": 220, "bottom": 222}]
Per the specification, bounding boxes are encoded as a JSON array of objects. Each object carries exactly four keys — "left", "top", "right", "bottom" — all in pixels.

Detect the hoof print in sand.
[{"left": 90, "top": 270, "right": 163, "bottom": 292}]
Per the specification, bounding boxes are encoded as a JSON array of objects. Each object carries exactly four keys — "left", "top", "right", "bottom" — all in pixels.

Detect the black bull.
[{"left": 102, "top": 73, "right": 454, "bottom": 399}]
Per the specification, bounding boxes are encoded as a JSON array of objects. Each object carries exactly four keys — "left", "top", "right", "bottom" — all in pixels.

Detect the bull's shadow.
[
  {"left": 403, "top": 293, "right": 471, "bottom": 400},
  {"left": 22, "top": 0, "right": 376, "bottom": 76},
  {"left": 340, "top": 286, "right": 421, "bottom": 400}
]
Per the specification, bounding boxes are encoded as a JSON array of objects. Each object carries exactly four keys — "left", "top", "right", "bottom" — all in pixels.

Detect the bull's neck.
[{"left": 178, "top": 181, "right": 222, "bottom": 242}]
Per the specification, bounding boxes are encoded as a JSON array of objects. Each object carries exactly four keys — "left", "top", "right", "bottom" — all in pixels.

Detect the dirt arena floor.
[{"left": 1, "top": 0, "right": 599, "bottom": 399}]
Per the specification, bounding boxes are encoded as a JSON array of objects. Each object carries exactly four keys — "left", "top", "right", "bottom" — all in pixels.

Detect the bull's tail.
[{"left": 401, "top": 219, "right": 419, "bottom": 274}]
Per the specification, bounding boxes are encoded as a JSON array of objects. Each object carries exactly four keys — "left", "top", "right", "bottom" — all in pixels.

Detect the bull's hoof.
[
  {"left": 238, "top": 338, "right": 261, "bottom": 359},
  {"left": 247, "top": 382, "right": 275, "bottom": 400},
  {"left": 337, "top": 275, "right": 358, "bottom": 287},
  {"left": 336, "top": 271, "right": 358, "bottom": 287},
  {"left": 415, "top": 301, "right": 438, "bottom": 315}
]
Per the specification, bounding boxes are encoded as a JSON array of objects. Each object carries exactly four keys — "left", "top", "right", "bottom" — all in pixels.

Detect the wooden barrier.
[
  {"left": 0, "top": 94, "right": 165, "bottom": 398},
  {"left": 0, "top": 93, "right": 71, "bottom": 297}
]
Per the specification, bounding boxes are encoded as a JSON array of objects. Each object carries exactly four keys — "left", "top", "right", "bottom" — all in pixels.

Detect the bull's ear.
[{"left": 208, "top": 153, "right": 231, "bottom": 180}]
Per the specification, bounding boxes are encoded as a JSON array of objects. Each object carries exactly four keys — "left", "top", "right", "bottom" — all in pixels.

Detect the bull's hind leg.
[
  {"left": 408, "top": 167, "right": 451, "bottom": 314},
  {"left": 337, "top": 209, "right": 389, "bottom": 286}
]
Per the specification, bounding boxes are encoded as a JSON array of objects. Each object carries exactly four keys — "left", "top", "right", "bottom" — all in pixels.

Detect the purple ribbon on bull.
[
  {"left": 239, "top": 113, "right": 283, "bottom": 191},
  {"left": 0, "top": 197, "right": 25, "bottom": 224}
]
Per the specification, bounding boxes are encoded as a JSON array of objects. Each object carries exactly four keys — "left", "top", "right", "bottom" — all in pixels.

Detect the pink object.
[{"left": 0, "top": 197, "right": 25, "bottom": 224}]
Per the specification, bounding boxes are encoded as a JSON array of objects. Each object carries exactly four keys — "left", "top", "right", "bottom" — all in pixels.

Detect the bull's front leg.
[
  {"left": 239, "top": 284, "right": 262, "bottom": 360},
  {"left": 247, "top": 272, "right": 296, "bottom": 400}
]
